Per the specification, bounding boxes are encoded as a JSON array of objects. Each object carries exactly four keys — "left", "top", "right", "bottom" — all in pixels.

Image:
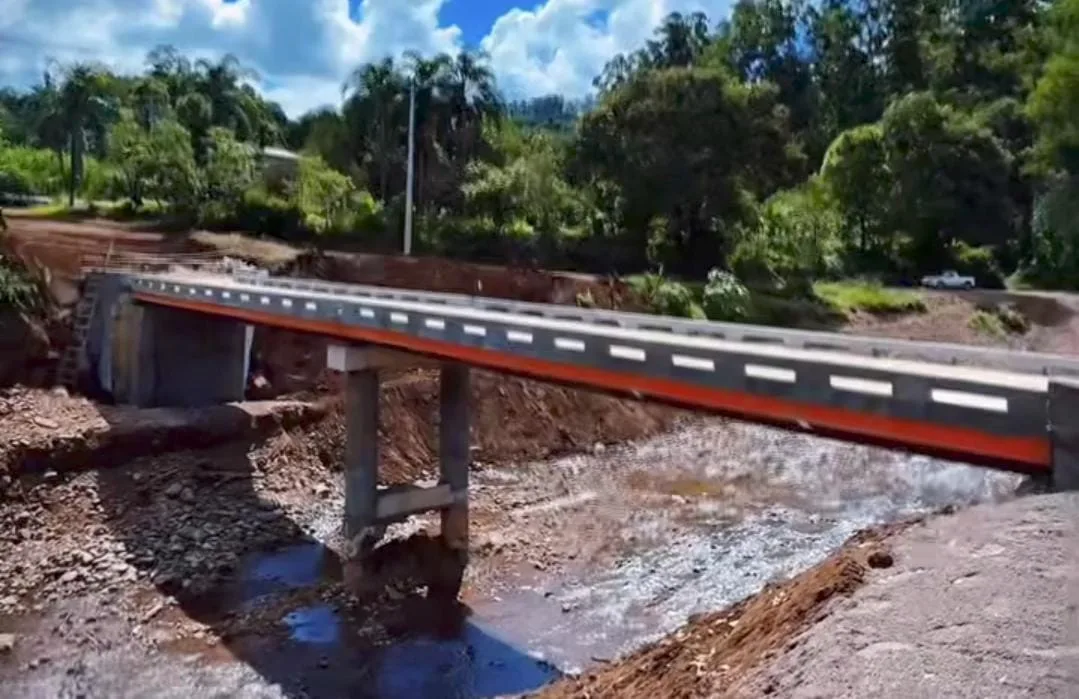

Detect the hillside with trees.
[{"left": 1, "top": 0, "right": 1078, "bottom": 309}]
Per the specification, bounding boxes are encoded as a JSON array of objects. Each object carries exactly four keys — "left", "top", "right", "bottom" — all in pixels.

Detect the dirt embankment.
[{"left": 535, "top": 525, "right": 907, "bottom": 699}]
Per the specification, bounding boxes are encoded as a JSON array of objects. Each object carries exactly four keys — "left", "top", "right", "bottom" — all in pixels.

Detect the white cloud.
[
  {"left": 482, "top": 0, "right": 735, "bottom": 99},
  {"left": 0, "top": 0, "right": 734, "bottom": 117}
]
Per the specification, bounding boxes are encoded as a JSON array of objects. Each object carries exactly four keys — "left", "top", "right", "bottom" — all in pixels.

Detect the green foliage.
[
  {"left": 951, "top": 241, "right": 1006, "bottom": 289},
  {"left": 814, "top": 281, "right": 926, "bottom": 315},
  {"left": 575, "top": 66, "right": 801, "bottom": 276},
  {"left": 107, "top": 114, "right": 197, "bottom": 208},
  {"left": 0, "top": 254, "right": 43, "bottom": 311},
  {"left": 702, "top": 269, "right": 751, "bottom": 321},
  {"left": 1027, "top": 0, "right": 1079, "bottom": 173},
  {"left": 730, "top": 179, "right": 843, "bottom": 296},
  {"left": 201, "top": 127, "right": 257, "bottom": 208},
  {"left": 969, "top": 304, "right": 1029, "bottom": 337},
  {"left": 0, "top": 145, "right": 65, "bottom": 196},
  {"left": 1024, "top": 174, "right": 1079, "bottom": 287}
]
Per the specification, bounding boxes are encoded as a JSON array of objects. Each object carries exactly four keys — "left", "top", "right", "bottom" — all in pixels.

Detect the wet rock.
[
  {"left": 593, "top": 442, "right": 606, "bottom": 455},
  {"left": 164, "top": 482, "right": 183, "bottom": 498},
  {"left": 33, "top": 416, "right": 58, "bottom": 430},
  {"left": 0, "top": 634, "right": 15, "bottom": 653},
  {"left": 180, "top": 488, "right": 196, "bottom": 503},
  {"left": 867, "top": 549, "right": 894, "bottom": 569}
]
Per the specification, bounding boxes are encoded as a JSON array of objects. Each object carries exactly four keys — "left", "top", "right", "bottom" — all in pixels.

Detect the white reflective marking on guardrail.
[
  {"left": 173, "top": 285, "right": 180, "bottom": 292},
  {"left": 390, "top": 312, "right": 409, "bottom": 324},
  {"left": 304, "top": 301, "right": 317, "bottom": 311},
  {"left": 745, "top": 364, "right": 797, "bottom": 383},
  {"left": 204, "top": 289, "right": 213, "bottom": 297},
  {"left": 188, "top": 287, "right": 197, "bottom": 295},
  {"left": 610, "top": 345, "right": 646, "bottom": 362},
  {"left": 930, "top": 388, "right": 1008, "bottom": 413},
  {"left": 360, "top": 308, "right": 375, "bottom": 319},
  {"left": 260, "top": 296, "right": 271, "bottom": 305},
  {"left": 222, "top": 291, "right": 231, "bottom": 299},
  {"left": 159, "top": 282, "right": 166, "bottom": 290},
  {"left": 281, "top": 298, "right": 293, "bottom": 308},
  {"left": 830, "top": 375, "right": 893, "bottom": 397},
  {"left": 672, "top": 354, "right": 715, "bottom": 372},
  {"left": 507, "top": 330, "right": 533, "bottom": 344},
  {"left": 464, "top": 324, "right": 487, "bottom": 337},
  {"left": 425, "top": 318, "right": 446, "bottom": 330},
  {"left": 555, "top": 337, "right": 586, "bottom": 352},
  {"left": 240, "top": 294, "right": 250, "bottom": 302}
]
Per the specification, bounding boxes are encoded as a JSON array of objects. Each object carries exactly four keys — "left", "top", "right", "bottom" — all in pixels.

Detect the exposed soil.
[
  {"left": 535, "top": 526, "right": 907, "bottom": 699},
  {"left": 844, "top": 290, "right": 1079, "bottom": 354}
]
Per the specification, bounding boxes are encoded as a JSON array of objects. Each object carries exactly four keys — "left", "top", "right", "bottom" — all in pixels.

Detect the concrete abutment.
[{"left": 108, "top": 297, "right": 251, "bottom": 408}]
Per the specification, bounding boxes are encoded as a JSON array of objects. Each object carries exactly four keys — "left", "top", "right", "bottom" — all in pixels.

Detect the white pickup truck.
[{"left": 920, "top": 270, "right": 976, "bottom": 289}]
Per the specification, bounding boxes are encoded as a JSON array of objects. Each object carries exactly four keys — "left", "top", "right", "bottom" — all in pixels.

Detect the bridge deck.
[{"left": 127, "top": 271, "right": 1061, "bottom": 474}]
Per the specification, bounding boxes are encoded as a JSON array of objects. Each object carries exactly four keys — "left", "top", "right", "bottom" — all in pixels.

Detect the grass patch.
[
  {"left": 813, "top": 281, "right": 926, "bottom": 315},
  {"left": 969, "top": 302, "right": 1029, "bottom": 337}
]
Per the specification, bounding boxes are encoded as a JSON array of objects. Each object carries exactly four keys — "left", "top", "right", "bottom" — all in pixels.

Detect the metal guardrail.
[
  {"left": 227, "top": 271, "right": 1079, "bottom": 378},
  {"left": 125, "top": 271, "right": 1055, "bottom": 473}
]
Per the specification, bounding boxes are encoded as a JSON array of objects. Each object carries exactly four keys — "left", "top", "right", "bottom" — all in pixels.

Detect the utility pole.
[{"left": 403, "top": 79, "right": 416, "bottom": 256}]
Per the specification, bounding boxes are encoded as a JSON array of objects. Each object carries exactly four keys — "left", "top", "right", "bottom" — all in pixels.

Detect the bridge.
[{"left": 77, "top": 267, "right": 1079, "bottom": 583}]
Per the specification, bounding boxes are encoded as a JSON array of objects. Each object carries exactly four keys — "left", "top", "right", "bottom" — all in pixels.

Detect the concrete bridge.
[{"left": 78, "top": 268, "right": 1079, "bottom": 586}]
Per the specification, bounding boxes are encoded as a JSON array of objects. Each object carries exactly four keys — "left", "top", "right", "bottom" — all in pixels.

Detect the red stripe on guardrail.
[{"left": 134, "top": 291, "right": 1053, "bottom": 474}]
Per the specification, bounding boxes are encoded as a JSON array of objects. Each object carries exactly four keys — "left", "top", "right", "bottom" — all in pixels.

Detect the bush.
[
  {"left": 730, "top": 180, "right": 843, "bottom": 297},
  {"left": 0, "top": 254, "right": 44, "bottom": 311},
  {"left": 653, "top": 280, "right": 706, "bottom": 319},
  {"left": 702, "top": 269, "right": 751, "bottom": 321},
  {"left": 951, "top": 242, "right": 1006, "bottom": 289}
]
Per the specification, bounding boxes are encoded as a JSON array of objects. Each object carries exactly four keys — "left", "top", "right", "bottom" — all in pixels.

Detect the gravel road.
[{"left": 743, "top": 492, "right": 1079, "bottom": 698}]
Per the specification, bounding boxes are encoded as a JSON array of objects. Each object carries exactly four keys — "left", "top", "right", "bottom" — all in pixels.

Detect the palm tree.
[
  {"left": 195, "top": 54, "right": 257, "bottom": 136},
  {"left": 56, "top": 62, "right": 114, "bottom": 206},
  {"left": 444, "top": 50, "right": 502, "bottom": 167},
  {"left": 343, "top": 57, "right": 407, "bottom": 201}
]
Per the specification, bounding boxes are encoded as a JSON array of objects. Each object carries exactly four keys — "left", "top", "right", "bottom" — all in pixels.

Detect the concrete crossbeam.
[
  {"left": 327, "top": 344, "right": 438, "bottom": 372},
  {"left": 374, "top": 483, "right": 463, "bottom": 523}
]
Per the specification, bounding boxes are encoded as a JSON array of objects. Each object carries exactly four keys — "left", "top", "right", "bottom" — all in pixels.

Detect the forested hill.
[{"left": 1, "top": 0, "right": 1078, "bottom": 292}]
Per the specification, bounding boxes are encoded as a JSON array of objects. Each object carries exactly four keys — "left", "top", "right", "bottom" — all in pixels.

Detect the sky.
[{"left": 0, "top": 0, "right": 735, "bottom": 118}]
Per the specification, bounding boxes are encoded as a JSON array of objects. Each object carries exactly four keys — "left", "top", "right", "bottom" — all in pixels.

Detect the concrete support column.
[
  {"left": 439, "top": 364, "right": 471, "bottom": 553},
  {"left": 344, "top": 368, "right": 381, "bottom": 543},
  {"left": 1049, "top": 378, "right": 1079, "bottom": 491}
]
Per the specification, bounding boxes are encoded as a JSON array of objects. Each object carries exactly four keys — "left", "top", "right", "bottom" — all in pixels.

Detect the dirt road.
[{"left": 740, "top": 492, "right": 1078, "bottom": 698}]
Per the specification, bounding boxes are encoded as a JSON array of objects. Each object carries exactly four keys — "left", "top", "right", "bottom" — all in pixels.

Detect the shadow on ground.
[{"left": 90, "top": 406, "right": 559, "bottom": 698}]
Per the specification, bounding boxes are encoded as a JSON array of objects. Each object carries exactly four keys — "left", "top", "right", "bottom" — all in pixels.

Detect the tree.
[
  {"left": 201, "top": 127, "right": 256, "bottom": 209},
  {"left": 575, "top": 67, "right": 799, "bottom": 274},
  {"left": 343, "top": 57, "right": 406, "bottom": 200},
  {"left": 1028, "top": 0, "right": 1079, "bottom": 173},
  {"left": 108, "top": 114, "right": 196, "bottom": 209},
  {"left": 821, "top": 123, "right": 891, "bottom": 256},
  {"left": 883, "top": 93, "right": 1015, "bottom": 264},
  {"left": 56, "top": 62, "right": 115, "bottom": 206}
]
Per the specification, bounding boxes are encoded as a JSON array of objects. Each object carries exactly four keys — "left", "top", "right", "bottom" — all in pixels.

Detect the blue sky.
[{"left": 0, "top": 0, "right": 733, "bottom": 117}]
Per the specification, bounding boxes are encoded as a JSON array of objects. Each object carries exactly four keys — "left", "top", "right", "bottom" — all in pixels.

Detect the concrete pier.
[
  {"left": 329, "top": 344, "right": 472, "bottom": 585},
  {"left": 111, "top": 300, "right": 251, "bottom": 408}
]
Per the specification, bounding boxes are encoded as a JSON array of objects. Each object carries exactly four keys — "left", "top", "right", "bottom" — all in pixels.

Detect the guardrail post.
[{"left": 1049, "top": 378, "right": 1079, "bottom": 491}]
